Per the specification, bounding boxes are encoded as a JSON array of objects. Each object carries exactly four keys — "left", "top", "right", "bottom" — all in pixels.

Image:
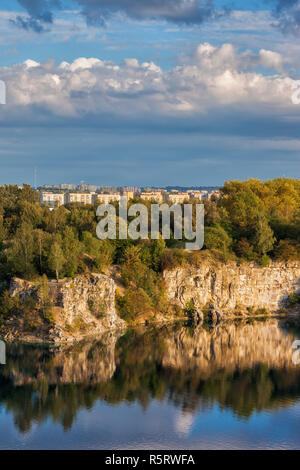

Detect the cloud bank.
[
  {"left": 11, "top": 0, "right": 300, "bottom": 37},
  {"left": 0, "top": 43, "right": 295, "bottom": 126},
  {"left": 13, "top": 0, "right": 225, "bottom": 32}
]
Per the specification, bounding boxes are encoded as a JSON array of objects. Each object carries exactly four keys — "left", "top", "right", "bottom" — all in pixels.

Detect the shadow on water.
[{"left": 1, "top": 317, "right": 300, "bottom": 434}]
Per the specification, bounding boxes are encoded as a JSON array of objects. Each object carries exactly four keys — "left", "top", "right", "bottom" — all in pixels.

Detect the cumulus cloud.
[
  {"left": 13, "top": 0, "right": 227, "bottom": 32},
  {"left": 0, "top": 43, "right": 296, "bottom": 126}
]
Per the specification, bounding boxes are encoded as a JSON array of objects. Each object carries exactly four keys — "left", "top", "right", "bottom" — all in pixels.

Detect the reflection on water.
[{"left": 0, "top": 318, "right": 300, "bottom": 449}]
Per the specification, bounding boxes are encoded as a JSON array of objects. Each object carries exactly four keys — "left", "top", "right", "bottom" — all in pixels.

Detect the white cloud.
[
  {"left": 0, "top": 43, "right": 298, "bottom": 123},
  {"left": 259, "top": 49, "right": 283, "bottom": 72}
]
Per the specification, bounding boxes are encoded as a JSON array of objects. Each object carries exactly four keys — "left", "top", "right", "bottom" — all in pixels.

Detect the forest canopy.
[{"left": 0, "top": 178, "right": 298, "bottom": 287}]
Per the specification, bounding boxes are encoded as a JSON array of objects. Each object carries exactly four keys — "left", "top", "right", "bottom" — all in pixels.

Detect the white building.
[
  {"left": 189, "top": 192, "right": 202, "bottom": 200},
  {"left": 66, "top": 192, "right": 95, "bottom": 205},
  {"left": 140, "top": 192, "right": 163, "bottom": 203},
  {"left": 40, "top": 192, "right": 65, "bottom": 207},
  {"left": 165, "top": 192, "right": 190, "bottom": 204},
  {"left": 95, "top": 193, "right": 121, "bottom": 204}
]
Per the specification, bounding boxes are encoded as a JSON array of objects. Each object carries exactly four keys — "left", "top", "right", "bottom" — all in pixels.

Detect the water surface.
[{"left": 0, "top": 317, "right": 300, "bottom": 449}]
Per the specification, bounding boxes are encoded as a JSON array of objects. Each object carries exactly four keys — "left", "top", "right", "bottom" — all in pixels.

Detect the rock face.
[
  {"left": 8, "top": 273, "right": 125, "bottom": 342},
  {"left": 163, "top": 261, "right": 300, "bottom": 313}
]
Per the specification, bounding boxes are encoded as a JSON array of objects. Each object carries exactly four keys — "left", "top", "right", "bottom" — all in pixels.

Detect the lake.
[{"left": 0, "top": 317, "right": 300, "bottom": 450}]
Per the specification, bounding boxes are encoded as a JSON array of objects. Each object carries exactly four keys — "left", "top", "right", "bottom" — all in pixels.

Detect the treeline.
[
  {"left": 0, "top": 178, "right": 299, "bottom": 286},
  {"left": 203, "top": 178, "right": 300, "bottom": 265}
]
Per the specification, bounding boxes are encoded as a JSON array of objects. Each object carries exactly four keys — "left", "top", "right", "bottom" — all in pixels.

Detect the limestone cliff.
[
  {"left": 6, "top": 273, "right": 125, "bottom": 343},
  {"left": 163, "top": 261, "right": 300, "bottom": 314}
]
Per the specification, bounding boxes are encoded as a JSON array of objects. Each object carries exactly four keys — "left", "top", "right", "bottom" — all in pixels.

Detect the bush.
[
  {"left": 88, "top": 299, "right": 108, "bottom": 318},
  {"left": 254, "top": 307, "right": 269, "bottom": 316},
  {"left": 273, "top": 240, "right": 300, "bottom": 261},
  {"left": 116, "top": 288, "right": 153, "bottom": 323},
  {"left": 259, "top": 254, "right": 271, "bottom": 267},
  {"left": 0, "top": 290, "right": 20, "bottom": 319},
  {"left": 289, "top": 293, "right": 300, "bottom": 305},
  {"left": 235, "top": 238, "right": 257, "bottom": 261},
  {"left": 160, "top": 249, "right": 187, "bottom": 271},
  {"left": 205, "top": 224, "right": 232, "bottom": 252},
  {"left": 184, "top": 300, "right": 196, "bottom": 321}
]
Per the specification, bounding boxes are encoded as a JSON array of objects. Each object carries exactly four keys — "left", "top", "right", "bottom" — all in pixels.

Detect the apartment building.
[
  {"left": 140, "top": 192, "right": 163, "bottom": 203},
  {"left": 165, "top": 192, "right": 190, "bottom": 204},
  {"left": 189, "top": 192, "right": 202, "bottom": 200},
  {"left": 59, "top": 184, "right": 76, "bottom": 190},
  {"left": 40, "top": 192, "right": 65, "bottom": 206},
  {"left": 95, "top": 193, "right": 121, "bottom": 204},
  {"left": 120, "top": 187, "right": 140, "bottom": 200},
  {"left": 66, "top": 192, "right": 95, "bottom": 205}
]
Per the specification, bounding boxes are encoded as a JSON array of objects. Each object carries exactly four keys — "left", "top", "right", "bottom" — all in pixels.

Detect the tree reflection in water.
[{"left": 1, "top": 318, "right": 300, "bottom": 434}]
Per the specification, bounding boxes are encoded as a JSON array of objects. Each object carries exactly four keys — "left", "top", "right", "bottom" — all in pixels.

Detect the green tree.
[
  {"left": 6, "top": 222, "right": 36, "bottom": 278},
  {"left": 252, "top": 215, "right": 275, "bottom": 256},
  {"left": 62, "top": 227, "right": 82, "bottom": 277},
  {"left": 205, "top": 224, "right": 232, "bottom": 255},
  {"left": 48, "top": 237, "right": 65, "bottom": 281}
]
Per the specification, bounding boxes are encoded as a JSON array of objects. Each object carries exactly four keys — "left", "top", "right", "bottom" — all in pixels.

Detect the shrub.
[
  {"left": 184, "top": 300, "right": 196, "bottom": 321},
  {"left": 160, "top": 249, "right": 187, "bottom": 271},
  {"left": 235, "top": 238, "right": 257, "bottom": 261},
  {"left": 259, "top": 254, "right": 271, "bottom": 267},
  {"left": 0, "top": 290, "right": 20, "bottom": 318},
  {"left": 288, "top": 293, "right": 300, "bottom": 305},
  {"left": 273, "top": 240, "right": 300, "bottom": 261},
  {"left": 88, "top": 299, "right": 108, "bottom": 318},
  {"left": 116, "top": 288, "right": 153, "bottom": 323},
  {"left": 254, "top": 307, "right": 269, "bottom": 316}
]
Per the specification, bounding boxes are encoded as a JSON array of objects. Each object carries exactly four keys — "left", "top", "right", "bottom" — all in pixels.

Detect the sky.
[{"left": 0, "top": 0, "right": 300, "bottom": 186}]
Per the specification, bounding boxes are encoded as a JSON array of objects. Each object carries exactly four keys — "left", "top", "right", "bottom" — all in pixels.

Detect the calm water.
[{"left": 1, "top": 317, "right": 300, "bottom": 450}]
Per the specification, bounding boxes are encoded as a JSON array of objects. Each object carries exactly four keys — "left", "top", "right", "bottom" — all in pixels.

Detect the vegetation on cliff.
[{"left": 0, "top": 178, "right": 299, "bottom": 325}]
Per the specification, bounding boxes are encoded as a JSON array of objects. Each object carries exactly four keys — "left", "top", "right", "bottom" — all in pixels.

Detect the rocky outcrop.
[
  {"left": 7, "top": 273, "right": 125, "bottom": 343},
  {"left": 163, "top": 261, "right": 300, "bottom": 314}
]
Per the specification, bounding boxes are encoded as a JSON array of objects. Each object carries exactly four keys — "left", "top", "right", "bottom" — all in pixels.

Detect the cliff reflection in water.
[{"left": 1, "top": 318, "right": 300, "bottom": 434}]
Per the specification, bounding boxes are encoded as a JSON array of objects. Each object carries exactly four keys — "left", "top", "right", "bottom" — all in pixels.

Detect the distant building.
[
  {"left": 66, "top": 193, "right": 95, "bottom": 205},
  {"left": 59, "top": 184, "right": 76, "bottom": 190},
  {"left": 140, "top": 192, "right": 163, "bottom": 203},
  {"left": 208, "top": 190, "right": 221, "bottom": 200},
  {"left": 77, "top": 184, "right": 99, "bottom": 192},
  {"left": 189, "top": 192, "right": 202, "bottom": 200},
  {"left": 95, "top": 193, "right": 121, "bottom": 204},
  {"left": 120, "top": 187, "right": 140, "bottom": 200},
  {"left": 165, "top": 192, "right": 190, "bottom": 204},
  {"left": 40, "top": 192, "right": 65, "bottom": 207},
  {"left": 99, "top": 186, "right": 119, "bottom": 194}
]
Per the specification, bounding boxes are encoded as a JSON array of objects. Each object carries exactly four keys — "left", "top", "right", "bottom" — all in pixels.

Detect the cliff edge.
[{"left": 4, "top": 273, "right": 125, "bottom": 343}]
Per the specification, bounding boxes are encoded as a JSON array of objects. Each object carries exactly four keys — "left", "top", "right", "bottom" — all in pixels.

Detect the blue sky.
[{"left": 0, "top": 0, "right": 299, "bottom": 186}]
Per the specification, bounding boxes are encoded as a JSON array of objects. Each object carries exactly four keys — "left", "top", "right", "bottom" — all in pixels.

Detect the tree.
[
  {"left": 6, "top": 222, "right": 36, "bottom": 278},
  {"left": 205, "top": 224, "right": 232, "bottom": 255},
  {"left": 62, "top": 227, "right": 82, "bottom": 277},
  {"left": 48, "top": 237, "right": 65, "bottom": 281},
  {"left": 252, "top": 215, "right": 275, "bottom": 256}
]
